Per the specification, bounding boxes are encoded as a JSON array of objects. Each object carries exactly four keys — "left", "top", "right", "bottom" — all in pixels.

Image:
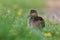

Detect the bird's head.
[{"left": 28, "top": 10, "right": 38, "bottom": 18}]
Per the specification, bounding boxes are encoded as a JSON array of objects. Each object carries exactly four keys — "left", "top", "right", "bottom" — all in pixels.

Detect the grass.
[{"left": 0, "top": 0, "right": 60, "bottom": 40}]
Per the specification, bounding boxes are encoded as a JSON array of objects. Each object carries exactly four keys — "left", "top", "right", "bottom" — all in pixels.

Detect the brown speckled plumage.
[{"left": 28, "top": 10, "right": 45, "bottom": 29}]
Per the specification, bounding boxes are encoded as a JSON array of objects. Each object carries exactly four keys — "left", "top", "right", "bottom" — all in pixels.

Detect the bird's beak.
[{"left": 31, "top": 13, "right": 35, "bottom": 16}]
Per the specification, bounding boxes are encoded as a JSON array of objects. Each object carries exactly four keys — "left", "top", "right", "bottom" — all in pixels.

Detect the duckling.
[{"left": 28, "top": 10, "right": 45, "bottom": 29}]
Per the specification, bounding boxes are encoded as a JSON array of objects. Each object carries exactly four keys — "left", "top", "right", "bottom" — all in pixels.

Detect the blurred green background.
[{"left": 0, "top": 0, "right": 60, "bottom": 40}]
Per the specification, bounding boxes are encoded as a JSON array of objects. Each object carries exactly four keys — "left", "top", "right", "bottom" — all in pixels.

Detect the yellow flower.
[
  {"left": 17, "top": 9, "right": 22, "bottom": 16},
  {"left": 43, "top": 33, "right": 52, "bottom": 37},
  {"left": 56, "top": 32, "right": 59, "bottom": 35}
]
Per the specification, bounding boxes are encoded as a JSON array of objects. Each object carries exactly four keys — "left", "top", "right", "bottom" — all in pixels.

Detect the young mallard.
[{"left": 28, "top": 10, "right": 45, "bottom": 29}]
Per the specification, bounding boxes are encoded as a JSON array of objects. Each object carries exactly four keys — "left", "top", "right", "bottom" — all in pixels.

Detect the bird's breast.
[{"left": 30, "top": 19, "right": 41, "bottom": 27}]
